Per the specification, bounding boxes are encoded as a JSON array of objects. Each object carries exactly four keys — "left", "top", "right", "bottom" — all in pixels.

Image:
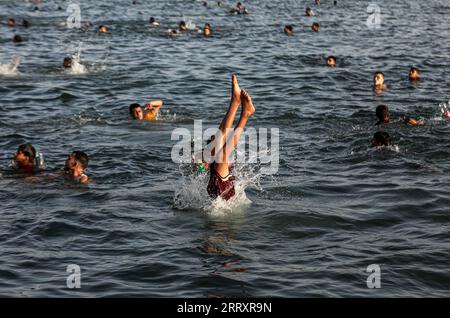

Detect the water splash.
[
  {"left": 0, "top": 56, "right": 21, "bottom": 76},
  {"left": 173, "top": 151, "right": 264, "bottom": 215}
]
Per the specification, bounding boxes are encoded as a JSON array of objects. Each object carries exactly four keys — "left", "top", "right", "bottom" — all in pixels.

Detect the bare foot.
[
  {"left": 231, "top": 74, "right": 241, "bottom": 106},
  {"left": 241, "top": 89, "right": 255, "bottom": 117}
]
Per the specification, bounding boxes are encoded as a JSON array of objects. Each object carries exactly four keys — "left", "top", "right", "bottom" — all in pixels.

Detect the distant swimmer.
[
  {"left": 409, "top": 67, "right": 420, "bottom": 81},
  {"left": 179, "top": 21, "right": 187, "bottom": 32},
  {"left": 205, "top": 74, "right": 255, "bottom": 201},
  {"left": 218, "top": 1, "right": 224, "bottom": 7},
  {"left": 84, "top": 21, "right": 93, "bottom": 28},
  {"left": 13, "top": 35, "right": 23, "bottom": 43},
  {"left": 373, "top": 71, "right": 386, "bottom": 92},
  {"left": 149, "top": 17, "right": 160, "bottom": 25},
  {"left": 12, "top": 144, "right": 39, "bottom": 174},
  {"left": 63, "top": 57, "right": 73, "bottom": 69},
  {"left": 129, "top": 100, "right": 163, "bottom": 120},
  {"left": 326, "top": 56, "right": 336, "bottom": 67},
  {"left": 315, "top": 0, "right": 321, "bottom": 6},
  {"left": 306, "top": 7, "right": 314, "bottom": 16},
  {"left": 168, "top": 29, "right": 178, "bottom": 36},
  {"left": 284, "top": 25, "right": 294, "bottom": 36},
  {"left": 7, "top": 18, "right": 16, "bottom": 27},
  {"left": 203, "top": 23, "right": 212, "bottom": 37},
  {"left": 375, "top": 105, "right": 390, "bottom": 125},
  {"left": 334, "top": 1, "right": 337, "bottom": 5},
  {"left": 98, "top": 25, "right": 107, "bottom": 33},
  {"left": 312, "top": 22, "right": 320, "bottom": 32},
  {"left": 64, "top": 151, "right": 89, "bottom": 184},
  {"left": 230, "top": 2, "right": 248, "bottom": 15},
  {"left": 33, "top": 6, "right": 40, "bottom": 13},
  {"left": 371, "top": 132, "right": 391, "bottom": 148}
]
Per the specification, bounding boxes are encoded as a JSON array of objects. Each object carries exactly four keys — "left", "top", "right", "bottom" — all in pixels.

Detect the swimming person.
[
  {"left": 129, "top": 100, "right": 163, "bottom": 120},
  {"left": 409, "top": 67, "right": 420, "bottom": 81},
  {"left": 63, "top": 57, "right": 73, "bottom": 69},
  {"left": 306, "top": 7, "right": 314, "bottom": 16},
  {"left": 326, "top": 56, "right": 336, "bottom": 67},
  {"left": 179, "top": 21, "right": 187, "bottom": 32},
  {"left": 206, "top": 74, "right": 255, "bottom": 201},
  {"left": 12, "top": 35, "right": 22, "bottom": 43},
  {"left": 149, "top": 17, "right": 159, "bottom": 25},
  {"left": 99, "top": 25, "right": 107, "bottom": 33},
  {"left": 312, "top": 22, "right": 320, "bottom": 32},
  {"left": 284, "top": 25, "right": 294, "bottom": 36},
  {"left": 64, "top": 151, "right": 89, "bottom": 184},
  {"left": 373, "top": 71, "right": 386, "bottom": 93},
  {"left": 371, "top": 132, "right": 391, "bottom": 148},
  {"left": 375, "top": 105, "right": 390, "bottom": 125},
  {"left": 7, "top": 18, "right": 16, "bottom": 27},
  {"left": 203, "top": 23, "right": 212, "bottom": 37},
  {"left": 12, "top": 144, "right": 38, "bottom": 174}
]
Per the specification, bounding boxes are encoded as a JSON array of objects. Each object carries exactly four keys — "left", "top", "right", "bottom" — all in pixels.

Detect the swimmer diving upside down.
[{"left": 206, "top": 74, "right": 255, "bottom": 201}]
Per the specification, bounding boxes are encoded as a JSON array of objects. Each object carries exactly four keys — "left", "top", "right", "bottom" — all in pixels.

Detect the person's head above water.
[
  {"left": 179, "top": 21, "right": 187, "bottom": 31},
  {"left": 65, "top": 151, "right": 89, "bottom": 171},
  {"left": 7, "top": 18, "right": 16, "bottom": 27},
  {"left": 129, "top": 103, "right": 144, "bottom": 120},
  {"left": 149, "top": 17, "right": 159, "bottom": 25},
  {"left": 409, "top": 67, "right": 420, "bottom": 81},
  {"left": 13, "top": 35, "right": 22, "bottom": 43},
  {"left": 22, "top": 19, "right": 30, "bottom": 28},
  {"left": 306, "top": 7, "right": 313, "bottom": 16},
  {"left": 373, "top": 71, "right": 385, "bottom": 87},
  {"left": 375, "top": 105, "right": 390, "bottom": 125},
  {"left": 312, "top": 22, "right": 320, "bottom": 32},
  {"left": 326, "top": 56, "right": 336, "bottom": 67},
  {"left": 98, "top": 25, "right": 107, "bottom": 33},
  {"left": 371, "top": 132, "right": 391, "bottom": 148},
  {"left": 33, "top": 6, "right": 40, "bottom": 13},
  {"left": 14, "top": 144, "right": 36, "bottom": 170},
  {"left": 284, "top": 25, "right": 294, "bottom": 36},
  {"left": 63, "top": 57, "right": 73, "bottom": 69},
  {"left": 203, "top": 23, "right": 212, "bottom": 36}
]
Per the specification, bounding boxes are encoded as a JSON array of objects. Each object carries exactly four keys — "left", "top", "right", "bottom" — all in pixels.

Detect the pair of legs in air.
[{"left": 207, "top": 74, "right": 255, "bottom": 200}]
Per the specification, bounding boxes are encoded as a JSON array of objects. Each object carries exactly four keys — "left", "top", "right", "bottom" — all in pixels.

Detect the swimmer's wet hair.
[
  {"left": 18, "top": 144, "right": 36, "bottom": 160},
  {"left": 327, "top": 56, "right": 336, "bottom": 61},
  {"left": 284, "top": 25, "right": 293, "bottom": 32},
  {"left": 373, "top": 131, "right": 391, "bottom": 147},
  {"left": 376, "top": 105, "right": 389, "bottom": 119},
  {"left": 129, "top": 103, "right": 141, "bottom": 114},
  {"left": 22, "top": 20, "right": 30, "bottom": 28},
  {"left": 374, "top": 71, "right": 385, "bottom": 77},
  {"left": 72, "top": 151, "right": 89, "bottom": 169},
  {"left": 63, "top": 57, "right": 73, "bottom": 68},
  {"left": 410, "top": 67, "right": 420, "bottom": 73},
  {"left": 13, "top": 35, "right": 22, "bottom": 43}
]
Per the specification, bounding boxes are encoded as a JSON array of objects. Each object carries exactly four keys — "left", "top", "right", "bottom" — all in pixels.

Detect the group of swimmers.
[
  {"left": 3, "top": 0, "right": 450, "bottom": 202},
  {"left": 11, "top": 144, "right": 89, "bottom": 184}
]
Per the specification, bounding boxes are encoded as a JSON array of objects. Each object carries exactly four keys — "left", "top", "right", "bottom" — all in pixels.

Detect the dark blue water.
[{"left": 0, "top": 0, "right": 449, "bottom": 297}]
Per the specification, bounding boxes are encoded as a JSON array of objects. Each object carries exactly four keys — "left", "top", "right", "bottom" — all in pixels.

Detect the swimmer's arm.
[{"left": 144, "top": 100, "right": 163, "bottom": 110}]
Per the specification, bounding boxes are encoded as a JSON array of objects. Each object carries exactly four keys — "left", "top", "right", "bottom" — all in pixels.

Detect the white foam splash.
[
  {"left": 173, "top": 152, "right": 263, "bottom": 215},
  {"left": 0, "top": 56, "right": 21, "bottom": 75}
]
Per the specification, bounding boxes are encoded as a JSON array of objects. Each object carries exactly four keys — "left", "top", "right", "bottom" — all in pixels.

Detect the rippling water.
[{"left": 1, "top": 0, "right": 449, "bottom": 297}]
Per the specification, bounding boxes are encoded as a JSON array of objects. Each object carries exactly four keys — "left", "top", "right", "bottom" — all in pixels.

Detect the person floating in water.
[
  {"left": 98, "top": 25, "right": 107, "bottom": 33},
  {"left": 371, "top": 131, "right": 391, "bottom": 148},
  {"left": 63, "top": 57, "right": 73, "bottom": 69},
  {"left": 326, "top": 56, "right": 336, "bottom": 67},
  {"left": 179, "top": 21, "right": 187, "bottom": 32},
  {"left": 129, "top": 100, "right": 163, "bottom": 120},
  {"left": 203, "top": 23, "right": 212, "bottom": 37},
  {"left": 64, "top": 151, "right": 89, "bottom": 184},
  {"left": 284, "top": 25, "right": 294, "bottom": 36},
  {"left": 12, "top": 144, "right": 39, "bottom": 174},
  {"left": 312, "top": 22, "right": 320, "bottom": 32},
  {"left": 409, "top": 67, "right": 420, "bottom": 81},
  {"left": 12, "top": 35, "right": 23, "bottom": 43},
  {"left": 375, "top": 105, "right": 390, "bottom": 125},
  {"left": 230, "top": 2, "right": 248, "bottom": 15},
  {"left": 306, "top": 7, "right": 314, "bottom": 16},
  {"left": 7, "top": 18, "right": 16, "bottom": 27},
  {"left": 206, "top": 74, "right": 255, "bottom": 201},
  {"left": 375, "top": 104, "right": 424, "bottom": 126},
  {"left": 149, "top": 17, "right": 159, "bottom": 25},
  {"left": 373, "top": 71, "right": 386, "bottom": 93}
]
